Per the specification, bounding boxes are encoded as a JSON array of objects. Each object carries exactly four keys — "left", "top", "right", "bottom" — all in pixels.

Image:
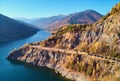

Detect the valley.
[{"left": 0, "top": 1, "right": 120, "bottom": 81}]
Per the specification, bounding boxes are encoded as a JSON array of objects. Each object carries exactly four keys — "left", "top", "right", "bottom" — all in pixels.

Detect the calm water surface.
[{"left": 0, "top": 31, "right": 71, "bottom": 81}]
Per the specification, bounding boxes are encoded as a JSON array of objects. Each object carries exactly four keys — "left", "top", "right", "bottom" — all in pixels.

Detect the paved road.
[{"left": 31, "top": 45, "right": 120, "bottom": 64}]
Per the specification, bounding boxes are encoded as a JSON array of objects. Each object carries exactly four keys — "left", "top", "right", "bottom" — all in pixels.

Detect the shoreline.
[
  {"left": 7, "top": 44, "right": 120, "bottom": 81},
  {"left": 7, "top": 59, "right": 77, "bottom": 81}
]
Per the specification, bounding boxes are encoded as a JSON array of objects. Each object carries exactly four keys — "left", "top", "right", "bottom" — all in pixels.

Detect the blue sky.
[{"left": 0, "top": 0, "right": 119, "bottom": 18}]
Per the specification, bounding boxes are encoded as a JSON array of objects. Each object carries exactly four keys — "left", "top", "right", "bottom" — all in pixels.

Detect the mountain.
[
  {"left": 0, "top": 14, "right": 39, "bottom": 42},
  {"left": 41, "top": 3, "right": 120, "bottom": 57},
  {"left": 14, "top": 18, "right": 37, "bottom": 23},
  {"left": 46, "top": 10, "right": 103, "bottom": 30},
  {"left": 7, "top": 2, "right": 120, "bottom": 81},
  {"left": 17, "top": 10, "right": 102, "bottom": 30},
  {"left": 15, "top": 19, "right": 42, "bottom": 30},
  {"left": 31, "top": 15, "right": 66, "bottom": 29},
  {"left": 15, "top": 15, "right": 66, "bottom": 29}
]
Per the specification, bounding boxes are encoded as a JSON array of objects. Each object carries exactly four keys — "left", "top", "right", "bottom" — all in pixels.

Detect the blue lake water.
[{"left": 0, "top": 31, "right": 71, "bottom": 81}]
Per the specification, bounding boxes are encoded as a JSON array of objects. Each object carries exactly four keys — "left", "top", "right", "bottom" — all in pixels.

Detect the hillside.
[
  {"left": 0, "top": 14, "right": 39, "bottom": 42},
  {"left": 7, "top": 2, "right": 120, "bottom": 81},
  {"left": 41, "top": 3, "right": 120, "bottom": 58},
  {"left": 46, "top": 10, "right": 102, "bottom": 30},
  {"left": 15, "top": 19, "right": 41, "bottom": 30}
]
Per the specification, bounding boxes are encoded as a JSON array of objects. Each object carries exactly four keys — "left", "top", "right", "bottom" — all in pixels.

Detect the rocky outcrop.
[
  {"left": 7, "top": 44, "right": 86, "bottom": 81},
  {"left": 7, "top": 44, "right": 120, "bottom": 81}
]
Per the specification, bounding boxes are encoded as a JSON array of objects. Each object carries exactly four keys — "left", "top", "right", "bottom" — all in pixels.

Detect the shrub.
[
  {"left": 87, "top": 65, "right": 93, "bottom": 76},
  {"left": 111, "top": 52, "right": 120, "bottom": 58}
]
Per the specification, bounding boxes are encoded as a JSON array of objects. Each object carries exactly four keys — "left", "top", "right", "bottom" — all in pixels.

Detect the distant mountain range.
[
  {"left": 0, "top": 14, "right": 39, "bottom": 42},
  {"left": 16, "top": 10, "right": 103, "bottom": 30},
  {"left": 47, "top": 10, "right": 103, "bottom": 30},
  {"left": 14, "top": 18, "right": 37, "bottom": 23},
  {"left": 15, "top": 15, "right": 66, "bottom": 29},
  {"left": 0, "top": 9, "right": 102, "bottom": 42}
]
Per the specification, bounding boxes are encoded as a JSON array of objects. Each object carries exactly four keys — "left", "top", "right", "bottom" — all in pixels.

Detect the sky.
[{"left": 0, "top": 0, "right": 119, "bottom": 18}]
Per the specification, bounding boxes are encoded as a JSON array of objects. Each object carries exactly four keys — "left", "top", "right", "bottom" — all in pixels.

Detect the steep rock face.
[
  {"left": 7, "top": 44, "right": 120, "bottom": 81},
  {"left": 0, "top": 14, "right": 39, "bottom": 42},
  {"left": 41, "top": 3, "right": 120, "bottom": 58}
]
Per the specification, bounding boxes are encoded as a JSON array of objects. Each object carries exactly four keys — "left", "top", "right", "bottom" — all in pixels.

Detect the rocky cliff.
[
  {"left": 41, "top": 2, "right": 120, "bottom": 59},
  {"left": 7, "top": 44, "right": 120, "bottom": 81},
  {"left": 7, "top": 2, "right": 120, "bottom": 81}
]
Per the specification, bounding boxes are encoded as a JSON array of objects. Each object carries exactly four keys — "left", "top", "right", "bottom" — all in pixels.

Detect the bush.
[
  {"left": 87, "top": 65, "right": 93, "bottom": 76},
  {"left": 111, "top": 52, "right": 120, "bottom": 58}
]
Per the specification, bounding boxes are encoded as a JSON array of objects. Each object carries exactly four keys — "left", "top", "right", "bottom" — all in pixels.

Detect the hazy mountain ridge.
[
  {"left": 15, "top": 19, "right": 42, "bottom": 30},
  {"left": 16, "top": 10, "right": 102, "bottom": 30},
  {"left": 0, "top": 14, "right": 39, "bottom": 42},
  {"left": 16, "top": 15, "right": 66, "bottom": 29},
  {"left": 32, "top": 15, "right": 66, "bottom": 29},
  {"left": 14, "top": 18, "right": 37, "bottom": 23}
]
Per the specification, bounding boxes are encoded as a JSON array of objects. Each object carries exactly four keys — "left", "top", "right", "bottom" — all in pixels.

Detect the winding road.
[{"left": 31, "top": 45, "right": 120, "bottom": 64}]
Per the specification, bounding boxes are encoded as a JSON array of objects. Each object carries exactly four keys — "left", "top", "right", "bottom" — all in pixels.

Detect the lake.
[{"left": 0, "top": 31, "right": 71, "bottom": 81}]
